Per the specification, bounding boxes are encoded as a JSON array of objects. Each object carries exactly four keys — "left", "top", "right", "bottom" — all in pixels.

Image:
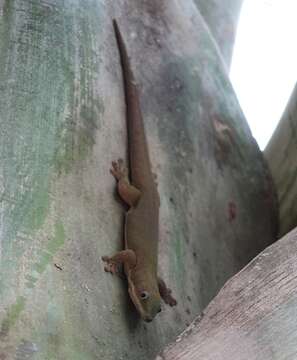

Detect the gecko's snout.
[
  {"left": 143, "top": 315, "right": 153, "bottom": 323},
  {"left": 143, "top": 306, "right": 162, "bottom": 322}
]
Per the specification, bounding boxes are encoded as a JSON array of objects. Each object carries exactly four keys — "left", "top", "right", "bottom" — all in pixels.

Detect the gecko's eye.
[{"left": 140, "top": 291, "right": 150, "bottom": 300}]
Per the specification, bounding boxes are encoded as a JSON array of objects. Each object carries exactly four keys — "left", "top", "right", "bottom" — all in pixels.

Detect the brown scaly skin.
[{"left": 102, "top": 20, "right": 177, "bottom": 322}]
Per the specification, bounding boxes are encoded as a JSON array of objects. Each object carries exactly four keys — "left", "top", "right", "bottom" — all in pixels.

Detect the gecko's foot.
[
  {"left": 152, "top": 172, "right": 158, "bottom": 186},
  {"left": 158, "top": 278, "right": 178, "bottom": 307},
  {"left": 162, "top": 287, "right": 177, "bottom": 306},
  {"left": 101, "top": 256, "right": 119, "bottom": 275},
  {"left": 110, "top": 158, "right": 128, "bottom": 181},
  {"left": 165, "top": 294, "right": 177, "bottom": 307}
]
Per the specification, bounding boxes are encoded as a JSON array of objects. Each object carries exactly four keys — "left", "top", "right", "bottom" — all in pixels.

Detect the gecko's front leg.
[{"left": 102, "top": 249, "right": 136, "bottom": 275}]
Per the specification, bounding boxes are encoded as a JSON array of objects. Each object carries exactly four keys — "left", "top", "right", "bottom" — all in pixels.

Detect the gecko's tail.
[
  {"left": 113, "top": 19, "right": 135, "bottom": 88},
  {"left": 113, "top": 19, "right": 152, "bottom": 188}
]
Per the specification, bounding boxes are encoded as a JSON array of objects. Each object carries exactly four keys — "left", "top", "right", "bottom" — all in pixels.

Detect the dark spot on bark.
[{"left": 54, "top": 263, "right": 63, "bottom": 271}]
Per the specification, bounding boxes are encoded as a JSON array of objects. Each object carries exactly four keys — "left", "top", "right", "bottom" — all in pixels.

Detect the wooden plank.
[{"left": 158, "top": 227, "right": 297, "bottom": 360}]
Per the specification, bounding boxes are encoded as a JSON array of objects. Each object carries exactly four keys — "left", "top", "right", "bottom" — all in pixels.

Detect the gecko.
[{"left": 102, "top": 19, "right": 177, "bottom": 322}]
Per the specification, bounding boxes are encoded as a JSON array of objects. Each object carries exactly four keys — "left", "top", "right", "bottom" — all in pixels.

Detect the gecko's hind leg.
[{"left": 110, "top": 159, "right": 141, "bottom": 207}]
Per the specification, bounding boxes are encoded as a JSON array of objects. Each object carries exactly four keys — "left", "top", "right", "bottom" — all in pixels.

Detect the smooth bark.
[{"left": 194, "top": 0, "right": 244, "bottom": 68}]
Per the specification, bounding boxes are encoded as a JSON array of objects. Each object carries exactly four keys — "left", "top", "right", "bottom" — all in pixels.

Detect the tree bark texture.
[
  {"left": 0, "top": 1, "right": 277, "bottom": 359},
  {"left": 194, "top": 0, "right": 244, "bottom": 69}
]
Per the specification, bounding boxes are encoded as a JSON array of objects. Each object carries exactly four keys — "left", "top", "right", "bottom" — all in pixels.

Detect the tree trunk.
[
  {"left": 0, "top": 1, "right": 277, "bottom": 359},
  {"left": 265, "top": 84, "right": 297, "bottom": 237},
  {"left": 194, "top": 0, "right": 244, "bottom": 68},
  {"left": 157, "top": 227, "right": 297, "bottom": 360}
]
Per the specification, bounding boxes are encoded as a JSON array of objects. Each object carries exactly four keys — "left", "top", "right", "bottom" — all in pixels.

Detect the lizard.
[{"left": 102, "top": 19, "right": 177, "bottom": 322}]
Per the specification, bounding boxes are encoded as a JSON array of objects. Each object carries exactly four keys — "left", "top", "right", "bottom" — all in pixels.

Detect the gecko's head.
[{"left": 128, "top": 274, "right": 161, "bottom": 322}]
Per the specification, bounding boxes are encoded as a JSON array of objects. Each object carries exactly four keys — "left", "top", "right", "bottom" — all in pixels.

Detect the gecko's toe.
[
  {"left": 170, "top": 299, "right": 177, "bottom": 306},
  {"left": 110, "top": 159, "right": 127, "bottom": 180},
  {"left": 111, "top": 161, "right": 118, "bottom": 170},
  {"left": 167, "top": 296, "right": 177, "bottom": 306},
  {"left": 104, "top": 263, "right": 118, "bottom": 275},
  {"left": 102, "top": 256, "right": 118, "bottom": 274}
]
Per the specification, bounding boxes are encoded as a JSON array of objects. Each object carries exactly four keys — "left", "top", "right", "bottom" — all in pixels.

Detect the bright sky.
[{"left": 230, "top": 0, "right": 297, "bottom": 150}]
